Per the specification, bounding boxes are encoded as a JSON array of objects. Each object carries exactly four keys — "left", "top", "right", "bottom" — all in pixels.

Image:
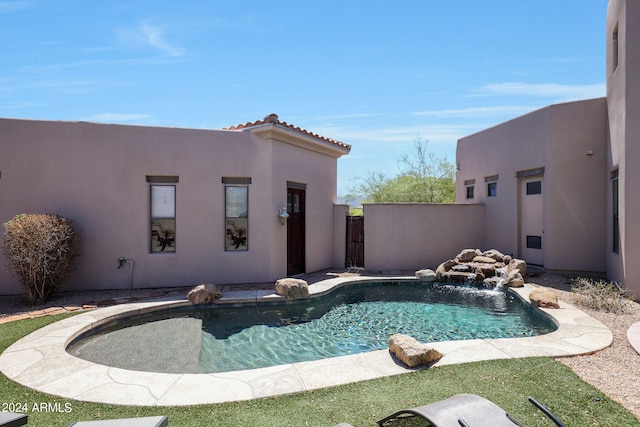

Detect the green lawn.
[{"left": 1, "top": 314, "right": 638, "bottom": 426}]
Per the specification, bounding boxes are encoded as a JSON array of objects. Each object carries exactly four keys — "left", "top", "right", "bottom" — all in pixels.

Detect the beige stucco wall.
[
  {"left": 332, "top": 204, "right": 349, "bottom": 268},
  {"left": 0, "top": 118, "right": 346, "bottom": 295},
  {"left": 607, "top": 0, "right": 640, "bottom": 295},
  {"left": 456, "top": 98, "right": 607, "bottom": 273},
  {"left": 362, "top": 203, "right": 485, "bottom": 271},
  {"left": 456, "top": 107, "right": 549, "bottom": 255}
]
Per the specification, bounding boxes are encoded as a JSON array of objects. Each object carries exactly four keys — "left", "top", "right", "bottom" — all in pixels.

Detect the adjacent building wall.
[
  {"left": 456, "top": 107, "right": 549, "bottom": 256},
  {"left": 455, "top": 98, "right": 608, "bottom": 274},
  {"left": 0, "top": 118, "right": 346, "bottom": 294},
  {"left": 606, "top": 0, "right": 640, "bottom": 297},
  {"left": 363, "top": 203, "right": 485, "bottom": 271}
]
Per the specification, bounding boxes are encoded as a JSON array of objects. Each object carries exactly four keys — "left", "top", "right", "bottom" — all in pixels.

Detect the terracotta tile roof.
[{"left": 225, "top": 114, "right": 351, "bottom": 151}]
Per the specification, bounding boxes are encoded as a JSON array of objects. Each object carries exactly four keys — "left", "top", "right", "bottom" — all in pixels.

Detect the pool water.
[{"left": 68, "top": 281, "right": 556, "bottom": 374}]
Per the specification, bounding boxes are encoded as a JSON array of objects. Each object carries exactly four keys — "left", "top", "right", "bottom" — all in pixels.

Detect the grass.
[{"left": 1, "top": 314, "right": 638, "bottom": 426}]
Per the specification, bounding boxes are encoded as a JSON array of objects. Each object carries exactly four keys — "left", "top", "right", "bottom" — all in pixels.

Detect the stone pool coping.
[{"left": 0, "top": 276, "right": 612, "bottom": 406}]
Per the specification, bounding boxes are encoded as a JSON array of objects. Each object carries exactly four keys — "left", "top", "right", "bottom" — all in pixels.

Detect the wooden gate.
[{"left": 345, "top": 216, "right": 364, "bottom": 268}]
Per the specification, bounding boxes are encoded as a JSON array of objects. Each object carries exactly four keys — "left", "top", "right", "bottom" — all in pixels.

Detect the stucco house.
[
  {"left": 456, "top": 0, "right": 640, "bottom": 295},
  {"left": 0, "top": 114, "right": 350, "bottom": 295}
]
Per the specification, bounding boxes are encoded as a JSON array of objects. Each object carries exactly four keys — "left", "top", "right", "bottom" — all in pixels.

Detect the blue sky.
[{"left": 1, "top": 1, "right": 607, "bottom": 195}]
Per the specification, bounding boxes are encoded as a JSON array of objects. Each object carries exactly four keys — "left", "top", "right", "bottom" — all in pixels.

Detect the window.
[
  {"left": 526, "top": 235, "right": 542, "bottom": 250},
  {"left": 464, "top": 179, "right": 475, "bottom": 199},
  {"left": 485, "top": 175, "right": 498, "bottom": 197},
  {"left": 224, "top": 177, "right": 250, "bottom": 251},
  {"left": 526, "top": 181, "right": 542, "bottom": 195},
  {"left": 613, "top": 25, "right": 619, "bottom": 72},
  {"left": 148, "top": 176, "right": 178, "bottom": 253},
  {"left": 612, "top": 169, "right": 619, "bottom": 253},
  {"left": 466, "top": 186, "right": 475, "bottom": 199}
]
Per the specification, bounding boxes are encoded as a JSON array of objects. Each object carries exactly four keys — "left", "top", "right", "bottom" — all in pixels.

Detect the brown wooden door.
[
  {"left": 345, "top": 216, "right": 364, "bottom": 267},
  {"left": 287, "top": 187, "right": 305, "bottom": 275}
]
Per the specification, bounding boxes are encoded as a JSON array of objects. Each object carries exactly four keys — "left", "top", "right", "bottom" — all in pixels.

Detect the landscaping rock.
[
  {"left": 529, "top": 288, "right": 560, "bottom": 309},
  {"left": 455, "top": 249, "right": 480, "bottom": 263},
  {"left": 435, "top": 259, "right": 457, "bottom": 280},
  {"left": 472, "top": 255, "right": 497, "bottom": 264},
  {"left": 508, "top": 258, "right": 527, "bottom": 276},
  {"left": 503, "top": 270, "right": 525, "bottom": 288},
  {"left": 481, "top": 249, "right": 506, "bottom": 262},
  {"left": 187, "top": 283, "right": 221, "bottom": 304},
  {"left": 415, "top": 269, "right": 437, "bottom": 282},
  {"left": 275, "top": 278, "right": 309, "bottom": 299},
  {"left": 389, "top": 334, "right": 443, "bottom": 368}
]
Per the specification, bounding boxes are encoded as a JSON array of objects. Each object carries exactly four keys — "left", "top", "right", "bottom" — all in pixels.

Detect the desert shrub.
[
  {"left": 2, "top": 214, "right": 80, "bottom": 305},
  {"left": 571, "top": 277, "right": 632, "bottom": 313}
]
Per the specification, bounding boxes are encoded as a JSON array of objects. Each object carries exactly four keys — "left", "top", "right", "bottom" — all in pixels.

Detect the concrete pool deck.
[{"left": 0, "top": 276, "right": 613, "bottom": 406}]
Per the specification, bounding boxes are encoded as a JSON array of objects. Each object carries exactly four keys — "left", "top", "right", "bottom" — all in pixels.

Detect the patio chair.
[
  {"left": 68, "top": 415, "right": 168, "bottom": 427},
  {"left": 0, "top": 412, "right": 28, "bottom": 427},
  {"left": 377, "top": 394, "right": 565, "bottom": 427}
]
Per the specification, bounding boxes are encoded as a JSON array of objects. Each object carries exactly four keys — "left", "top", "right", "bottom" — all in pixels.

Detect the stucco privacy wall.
[
  {"left": 0, "top": 118, "right": 347, "bottom": 295},
  {"left": 363, "top": 203, "right": 485, "bottom": 271},
  {"left": 455, "top": 98, "right": 608, "bottom": 274}
]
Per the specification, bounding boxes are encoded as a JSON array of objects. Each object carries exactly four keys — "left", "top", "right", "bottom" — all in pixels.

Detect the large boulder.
[
  {"left": 389, "top": 334, "right": 443, "bottom": 368},
  {"left": 187, "top": 283, "right": 221, "bottom": 304},
  {"left": 529, "top": 288, "right": 560, "bottom": 309},
  {"left": 508, "top": 258, "right": 527, "bottom": 276},
  {"left": 415, "top": 269, "right": 437, "bottom": 282},
  {"left": 502, "top": 270, "right": 525, "bottom": 288},
  {"left": 455, "top": 249, "right": 480, "bottom": 263},
  {"left": 472, "top": 255, "right": 497, "bottom": 264},
  {"left": 481, "top": 249, "right": 506, "bottom": 262},
  {"left": 275, "top": 278, "right": 309, "bottom": 299},
  {"left": 435, "top": 259, "right": 457, "bottom": 280}
]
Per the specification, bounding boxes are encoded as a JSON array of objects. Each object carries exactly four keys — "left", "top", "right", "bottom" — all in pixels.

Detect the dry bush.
[
  {"left": 571, "top": 277, "right": 633, "bottom": 313},
  {"left": 2, "top": 213, "right": 80, "bottom": 305}
]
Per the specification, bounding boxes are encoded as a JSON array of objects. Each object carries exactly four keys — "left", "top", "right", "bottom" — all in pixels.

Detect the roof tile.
[{"left": 225, "top": 114, "right": 351, "bottom": 151}]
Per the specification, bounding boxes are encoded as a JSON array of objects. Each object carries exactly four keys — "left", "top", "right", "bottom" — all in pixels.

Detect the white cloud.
[
  {"left": 316, "top": 124, "right": 476, "bottom": 145},
  {"left": 0, "top": 1, "right": 31, "bottom": 13},
  {"left": 477, "top": 82, "right": 606, "bottom": 100},
  {"left": 118, "top": 20, "right": 185, "bottom": 57},
  {"left": 412, "top": 105, "right": 536, "bottom": 119},
  {"left": 84, "top": 113, "right": 151, "bottom": 123}
]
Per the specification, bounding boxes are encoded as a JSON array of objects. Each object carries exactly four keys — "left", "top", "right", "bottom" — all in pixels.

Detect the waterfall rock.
[
  {"left": 481, "top": 249, "right": 506, "bottom": 261},
  {"left": 424, "top": 249, "right": 527, "bottom": 289},
  {"left": 455, "top": 248, "right": 481, "bottom": 263},
  {"left": 503, "top": 270, "right": 525, "bottom": 288},
  {"left": 508, "top": 258, "right": 527, "bottom": 275},
  {"left": 472, "top": 255, "right": 497, "bottom": 264},
  {"left": 275, "top": 278, "right": 309, "bottom": 299},
  {"left": 389, "top": 334, "right": 443, "bottom": 368},
  {"left": 415, "top": 269, "right": 437, "bottom": 282}
]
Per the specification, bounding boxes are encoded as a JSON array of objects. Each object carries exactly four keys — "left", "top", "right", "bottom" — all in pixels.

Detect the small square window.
[
  {"left": 487, "top": 182, "right": 497, "bottom": 197},
  {"left": 466, "top": 186, "right": 474, "bottom": 199},
  {"left": 526, "top": 181, "right": 542, "bottom": 195},
  {"left": 526, "top": 235, "right": 542, "bottom": 250}
]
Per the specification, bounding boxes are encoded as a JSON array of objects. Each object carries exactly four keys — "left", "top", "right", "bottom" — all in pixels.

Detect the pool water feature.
[{"left": 67, "top": 281, "right": 556, "bottom": 374}]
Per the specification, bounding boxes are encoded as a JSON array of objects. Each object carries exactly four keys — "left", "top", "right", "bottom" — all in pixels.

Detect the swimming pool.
[
  {"left": 0, "top": 277, "right": 613, "bottom": 406},
  {"left": 67, "top": 281, "right": 556, "bottom": 374}
]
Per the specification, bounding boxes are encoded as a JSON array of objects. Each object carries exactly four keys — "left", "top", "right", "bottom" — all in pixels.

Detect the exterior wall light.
[{"left": 278, "top": 207, "right": 289, "bottom": 225}]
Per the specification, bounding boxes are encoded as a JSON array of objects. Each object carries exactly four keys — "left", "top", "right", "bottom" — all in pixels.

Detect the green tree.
[{"left": 346, "top": 138, "right": 456, "bottom": 204}]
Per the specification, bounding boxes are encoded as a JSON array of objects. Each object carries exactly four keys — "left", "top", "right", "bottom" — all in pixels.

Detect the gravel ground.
[
  {"left": 528, "top": 273, "right": 640, "bottom": 420},
  {"left": 1, "top": 273, "right": 639, "bottom": 419}
]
